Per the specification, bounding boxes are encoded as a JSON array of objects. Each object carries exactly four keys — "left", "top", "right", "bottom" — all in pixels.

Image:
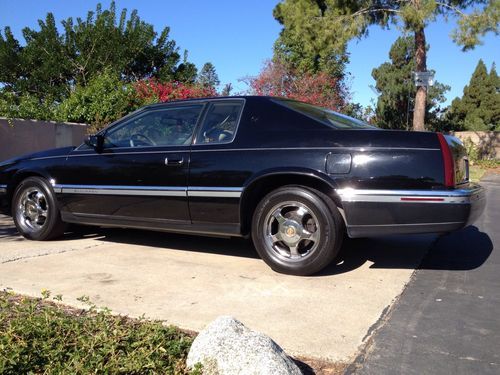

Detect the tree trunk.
[{"left": 412, "top": 27, "right": 427, "bottom": 131}]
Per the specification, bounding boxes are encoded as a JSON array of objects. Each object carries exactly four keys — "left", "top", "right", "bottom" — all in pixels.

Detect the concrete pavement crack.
[{"left": 0, "top": 241, "right": 105, "bottom": 264}]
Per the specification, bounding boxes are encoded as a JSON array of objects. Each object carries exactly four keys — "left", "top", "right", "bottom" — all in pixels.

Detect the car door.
[
  {"left": 187, "top": 100, "right": 245, "bottom": 227},
  {"left": 57, "top": 103, "right": 205, "bottom": 224}
]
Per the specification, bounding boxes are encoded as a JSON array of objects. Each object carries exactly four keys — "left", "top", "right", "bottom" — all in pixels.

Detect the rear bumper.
[{"left": 337, "top": 184, "right": 486, "bottom": 238}]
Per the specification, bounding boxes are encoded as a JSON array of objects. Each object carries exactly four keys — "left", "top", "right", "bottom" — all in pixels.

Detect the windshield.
[{"left": 273, "top": 99, "right": 376, "bottom": 130}]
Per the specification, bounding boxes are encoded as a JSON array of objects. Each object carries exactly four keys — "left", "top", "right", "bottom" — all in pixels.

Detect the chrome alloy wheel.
[
  {"left": 16, "top": 187, "right": 49, "bottom": 233},
  {"left": 263, "top": 201, "right": 321, "bottom": 261}
]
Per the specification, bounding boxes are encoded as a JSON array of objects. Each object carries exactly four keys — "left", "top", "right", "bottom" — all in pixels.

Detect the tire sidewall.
[
  {"left": 252, "top": 186, "right": 340, "bottom": 275},
  {"left": 12, "top": 177, "right": 61, "bottom": 240}
]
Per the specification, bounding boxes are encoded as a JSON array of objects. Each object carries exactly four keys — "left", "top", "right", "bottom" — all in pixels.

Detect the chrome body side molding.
[
  {"left": 336, "top": 186, "right": 484, "bottom": 204},
  {"left": 52, "top": 184, "right": 243, "bottom": 198}
]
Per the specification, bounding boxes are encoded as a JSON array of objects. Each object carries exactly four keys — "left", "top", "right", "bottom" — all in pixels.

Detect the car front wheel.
[
  {"left": 12, "top": 177, "right": 66, "bottom": 240},
  {"left": 252, "top": 186, "right": 344, "bottom": 276}
]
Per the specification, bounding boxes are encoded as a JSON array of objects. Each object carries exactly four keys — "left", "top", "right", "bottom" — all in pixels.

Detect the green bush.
[
  {"left": 0, "top": 92, "right": 59, "bottom": 121},
  {"left": 56, "top": 71, "right": 137, "bottom": 133},
  {"left": 0, "top": 291, "right": 200, "bottom": 374}
]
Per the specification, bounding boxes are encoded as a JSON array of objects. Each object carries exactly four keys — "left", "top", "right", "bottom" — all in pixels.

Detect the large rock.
[{"left": 187, "top": 316, "right": 302, "bottom": 375}]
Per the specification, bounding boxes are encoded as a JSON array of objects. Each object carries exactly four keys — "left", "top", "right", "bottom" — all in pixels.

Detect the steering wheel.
[
  {"left": 203, "top": 115, "right": 231, "bottom": 141},
  {"left": 130, "top": 133, "right": 156, "bottom": 147}
]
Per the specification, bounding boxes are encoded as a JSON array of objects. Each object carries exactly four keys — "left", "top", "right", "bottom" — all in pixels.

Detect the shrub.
[
  {"left": 248, "top": 59, "right": 348, "bottom": 111},
  {"left": 133, "top": 80, "right": 216, "bottom": 104},
  {"left": 0, "top": 92, "right": 59, "bottom": 121},
  {"left": 56, "top": 71, "right": 134, "bottom": 133},
  {"left": 0, "top": 291, "right": 199, "bottom": 374}
]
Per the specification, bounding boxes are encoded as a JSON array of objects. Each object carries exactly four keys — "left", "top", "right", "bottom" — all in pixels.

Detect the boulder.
[{"left": 187, "top": 316, "right": 302, "bottom": 375}]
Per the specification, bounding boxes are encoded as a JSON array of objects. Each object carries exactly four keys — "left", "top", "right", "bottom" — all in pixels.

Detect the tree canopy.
[
  {"left": 372, "top": 35, "right": 449, "bottom": 130},
  {"left": 273, "top": 0, "right": 499, "bottom": 130},
  {"left": 447, "top": 60, "right": 499, "bottom": 130},
  {"left": 0, "top": 2, "right": 218, "bottom": 127},
  {"left": 0, "top": 2, "right": 197, "bottom": 105}
]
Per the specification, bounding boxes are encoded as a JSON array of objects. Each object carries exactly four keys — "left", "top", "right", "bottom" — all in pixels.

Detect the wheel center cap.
[
  {"left": 285, "top": 226, "right": 296, "bottom": 237},
  {"left": 281, "top": 220, "right": 302, "bottom": 243},
  {"left": 26, "top": 202, "right": 37, "bottom": 215}
]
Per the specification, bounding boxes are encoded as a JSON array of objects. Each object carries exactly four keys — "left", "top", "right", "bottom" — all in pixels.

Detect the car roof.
[{"left": 143, "top": 95, "right": 269, "bottom": 109}]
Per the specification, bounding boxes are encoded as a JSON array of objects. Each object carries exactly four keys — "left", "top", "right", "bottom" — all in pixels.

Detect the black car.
[{"left": 0, "top": 96, "right": 485, "bottom": 275}]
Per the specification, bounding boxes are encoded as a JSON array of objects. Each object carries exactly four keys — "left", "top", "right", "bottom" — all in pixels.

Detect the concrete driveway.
[{"left": 0, "top": 214, "right": 434, "bottom": 362}]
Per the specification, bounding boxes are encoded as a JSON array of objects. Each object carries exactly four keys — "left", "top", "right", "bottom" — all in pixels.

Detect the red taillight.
[{"left": 437, "top": 133, "right": 455, "bottom": 188}]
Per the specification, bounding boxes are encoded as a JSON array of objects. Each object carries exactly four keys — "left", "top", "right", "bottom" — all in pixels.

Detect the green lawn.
[
  {"left": 0, "top": 291, "right": 200, "bottom": 375},
  {"left": 469, "top": 165, "right": 487, "bottom": 183},
  {"left": 469, "top": 160, "right": 500, "bottom": 183}
]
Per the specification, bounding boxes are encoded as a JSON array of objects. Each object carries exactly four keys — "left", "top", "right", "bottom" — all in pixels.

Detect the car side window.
[
  {"left": 195, "top": 102, "right": 243, "bottom": 144},
  {"left": 103, "top": 105, "right": 203, "bottom": 148}
]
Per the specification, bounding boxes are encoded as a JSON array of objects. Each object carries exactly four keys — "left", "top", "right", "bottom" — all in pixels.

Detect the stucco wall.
[
  {"left": 0, "top": 118, "right": 87, "bottom": 162},
  {"left": 451, "top": 131, "right": 500, "bottom": 160}
]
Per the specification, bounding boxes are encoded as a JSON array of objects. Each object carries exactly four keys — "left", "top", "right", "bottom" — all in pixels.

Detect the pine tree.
[
  {"left": 372, "top": 36, "right": 449, "bottom": 130},
  {"left": 448, "top": 60, "right": 500, "bottom": 130},
  {"left": 197, "top": 62, "right": 220, "bottom": 89},
  {"left": 221, "top": 83, "right": 233, "bottom": 96}
]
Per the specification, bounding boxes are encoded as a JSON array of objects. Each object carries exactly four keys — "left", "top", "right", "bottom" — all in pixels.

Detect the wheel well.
[{"left": 240, "top": 173, "right": 343, "bottom": 235}]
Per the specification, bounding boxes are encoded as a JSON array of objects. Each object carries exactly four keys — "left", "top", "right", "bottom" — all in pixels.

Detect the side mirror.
[{"left": 84, "top": 134, "right": 104, "bottom": 152}]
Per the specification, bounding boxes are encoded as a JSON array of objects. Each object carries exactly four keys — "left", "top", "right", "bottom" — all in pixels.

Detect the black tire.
[
  {"left": 12, "top": 176, "right": 66, "bottom": 240},
  {"left": 252, "top": 185, "right": 344, "bottom": 276}
]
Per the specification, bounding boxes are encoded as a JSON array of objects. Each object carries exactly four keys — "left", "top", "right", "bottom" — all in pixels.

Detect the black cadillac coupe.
[{"left": 0, "top": 97, "right": 485, "bottom": 275}]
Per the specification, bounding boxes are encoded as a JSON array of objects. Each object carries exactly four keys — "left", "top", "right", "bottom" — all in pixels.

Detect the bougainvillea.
[
  {"left": 248, "top": 59, "right": 348, "bottom": 111},
  {"left": 133, "top": 80, "right": 217, "bottom": 105}
]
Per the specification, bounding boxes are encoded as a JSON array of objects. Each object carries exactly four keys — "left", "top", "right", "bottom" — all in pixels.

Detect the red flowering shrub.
[
  {"left": 133, "top": 80, "right": 217, "bottom": 105},
  {"left": 249, "top": 59, "right": 348, "bottom": 111}
]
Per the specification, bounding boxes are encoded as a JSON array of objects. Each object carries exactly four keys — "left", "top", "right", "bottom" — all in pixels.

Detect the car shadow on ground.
[
  {"left": 0, "top": 219, "right": 19, "bottom": 240},
  {"left": 418, "top": 225, "right": 494, "bottom": 270},
  {"left": 316, "top": 226, "right": 493, "bottom": 276},
  {"left": 1, "top": 217, "right": 493, "bottom": 276}
]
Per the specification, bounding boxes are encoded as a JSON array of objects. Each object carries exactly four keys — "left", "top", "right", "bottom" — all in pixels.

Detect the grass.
[
  {"left": 469, "top": 164, "right": 487, "bottom": 182},
  {"left": 469, "top": 160, "right": 500, "bottom": 183},
  {"left": 0, "top": 291, "right": 201, "bottom": 375}
]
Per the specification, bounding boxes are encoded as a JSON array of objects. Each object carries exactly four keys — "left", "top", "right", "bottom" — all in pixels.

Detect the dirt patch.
[{"left": 294, "top": 356, "right": 348, "bottom": 374}]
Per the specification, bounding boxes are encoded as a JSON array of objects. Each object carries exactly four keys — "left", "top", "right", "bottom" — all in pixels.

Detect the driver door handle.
[{"left": 164, "top": 156, "right": 184, "bottom": 166}]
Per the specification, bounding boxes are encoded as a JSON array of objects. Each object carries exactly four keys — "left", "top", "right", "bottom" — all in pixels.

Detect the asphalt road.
[{"left": 355, "top": 174, "right": 500, "bottom": 374}]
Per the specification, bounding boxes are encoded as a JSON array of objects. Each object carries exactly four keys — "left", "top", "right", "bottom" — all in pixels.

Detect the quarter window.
[
  {"left": 104, "top": 105, "right": 203, "bottom": 148},
  {"left": 196, "top": 102, "right": 243, "bottom": 144}
]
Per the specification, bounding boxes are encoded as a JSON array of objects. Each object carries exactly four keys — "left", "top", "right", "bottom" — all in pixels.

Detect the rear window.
[{"left": 273, "top": 99, "right": 376, "bottom": 130}]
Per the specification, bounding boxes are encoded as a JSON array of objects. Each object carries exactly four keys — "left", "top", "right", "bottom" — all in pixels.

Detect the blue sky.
[{"left": 0, "top": 0, "right": 498, "bottom": 107}]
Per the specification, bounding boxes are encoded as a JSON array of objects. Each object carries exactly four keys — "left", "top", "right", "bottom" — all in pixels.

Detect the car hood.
[{"left": 0, "top": 146, "right": 76, "bottom": 167}]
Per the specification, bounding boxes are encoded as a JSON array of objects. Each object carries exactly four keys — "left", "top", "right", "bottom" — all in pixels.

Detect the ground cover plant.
[{"left": 0, "top": 291, "right": 200, "bottom": 374}]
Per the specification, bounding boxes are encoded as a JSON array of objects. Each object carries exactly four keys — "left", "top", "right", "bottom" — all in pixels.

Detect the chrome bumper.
[{"left": 336, "top": 184, "right": 486, "bottom": 238}]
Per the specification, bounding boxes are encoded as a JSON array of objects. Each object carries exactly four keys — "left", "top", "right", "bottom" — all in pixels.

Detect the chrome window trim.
[{"left": 101, "top": 105, "right": 206, "bottom": 150}]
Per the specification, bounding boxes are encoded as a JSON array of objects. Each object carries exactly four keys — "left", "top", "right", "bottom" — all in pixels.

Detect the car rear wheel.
[
  {"left": 252, "top": 186, "right": 344, "bottom": 276},
  {"left": 12, "top": 177, "right": 66, "bottom": 240}
]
